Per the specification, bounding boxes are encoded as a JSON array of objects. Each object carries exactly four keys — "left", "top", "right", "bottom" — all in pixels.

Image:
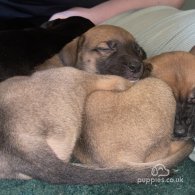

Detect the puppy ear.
[
  {"left": 58, "top": 35, "right": 85, "bottom": 67},
  {"left": 141, "top": 62, "right": 153, "bottom": 78},
  {"left": 189, "top": 46, "right": 195, "bottom": 55},
  {"left": 188, "top": 87, "right": 195, "bottom": 103},
  {"left": 133, "top": 42, "right": 147, "bottom": 60}
]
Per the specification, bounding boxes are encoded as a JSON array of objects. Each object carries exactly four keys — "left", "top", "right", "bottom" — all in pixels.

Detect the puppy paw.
[
  {"left": 96, "top": 75, "right": 133, "bottom": 92},
  {"left": 112, "top": 76, "right": 134, "bottom": 91}
]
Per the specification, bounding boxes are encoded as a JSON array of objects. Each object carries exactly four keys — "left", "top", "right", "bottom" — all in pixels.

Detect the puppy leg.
[
  {"left": 0, "top": 151, "right": 31, "bottom": 180},
  {"left": 46, "top": 132, "right": 78, "bottom": 162},
  {"left": 95, "top": 75, "right": 134, "bottom": 92},
  {"left": 9, "top": 139, "right": 77, "bottom": 183},
  {"left": 7, "top": 128, "right": 85, "bottom": 183}
]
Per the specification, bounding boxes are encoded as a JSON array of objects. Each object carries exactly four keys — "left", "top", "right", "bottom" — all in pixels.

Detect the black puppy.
[{"left": 0, "top": 17, "right": 94, "bottom": 81}]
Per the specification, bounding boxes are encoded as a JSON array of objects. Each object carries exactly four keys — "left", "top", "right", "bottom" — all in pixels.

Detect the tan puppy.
[
  {"left": 0, "top": 66, "right": 192, "bottom": 184},
  {"left": 0, "top": 66, "right": 138, "bottom": 184},
  {"left": 36, "top": 25, "right": 147, "bottom": 80},
  {"left": 74, "top": 78, "right": 193, "bottom": 170},
  {"left": 146, "top": 48, "right": 195, "bottom": 138}
]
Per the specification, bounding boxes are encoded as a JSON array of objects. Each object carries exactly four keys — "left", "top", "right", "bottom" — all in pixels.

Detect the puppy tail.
[
  {"left": 12, "top": 156, "right": 151, "bottom": 184},
  {"left": 12, "top": 140, "right": 193, "bottom": 184}
]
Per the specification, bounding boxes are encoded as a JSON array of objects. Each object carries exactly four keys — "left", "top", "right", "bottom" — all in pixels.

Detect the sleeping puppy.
[
  {"left": 0, "top": 66, "right": 137, "bottom": 184},
  {"left": 0, "top": 69, "right": 192, "bottom": 184},
  {"left": 74, "top": 78, "right": 193, "bottom": 170},
  {"left": 37, "top": 24, "right": 147, "bottom": 81},
  {"left": 146, "top": 47, "right": 195, "bottom": 138},
  {"left": 0, "top": 17, "right": 94, "bottom": 81}
]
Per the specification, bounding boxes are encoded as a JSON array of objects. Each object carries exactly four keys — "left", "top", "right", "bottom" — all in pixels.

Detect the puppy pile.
[{"left": 0, "top": 24, "right": 193, "bottom": 185}]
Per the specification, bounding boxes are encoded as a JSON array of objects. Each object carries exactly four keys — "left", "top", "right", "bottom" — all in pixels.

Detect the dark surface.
[
  {"left": 0, "top": 16, "right": 94, "bottom": 81},
  {"left": 0, "top": 0, "right": 108, "bottom": 21}
]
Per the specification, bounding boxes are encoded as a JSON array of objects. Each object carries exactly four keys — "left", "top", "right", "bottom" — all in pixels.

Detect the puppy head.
[
  {"left": 174, "top": 101, "right": 195, "bottom": 138},
  {"left": 59, "top": 25, "right": 147, "bottom": 81},
  {"left": 147, "top": 46, "right": 195, "bottom": 138},
  {"left": 174, "top": 74, "right": 195, "bottom": 139}
]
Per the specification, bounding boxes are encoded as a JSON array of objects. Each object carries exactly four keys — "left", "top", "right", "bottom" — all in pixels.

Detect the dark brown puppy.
[
  {"left": 37, "top": 25, "right": 147, "bottom": 80},
  {"left": 146, "top": 48, "right": 195, "bottom": 138}
]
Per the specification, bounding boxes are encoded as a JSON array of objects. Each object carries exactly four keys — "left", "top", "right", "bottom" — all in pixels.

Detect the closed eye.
[
  {"left": 95, "top": 47, "right": 111, "bottom": 51},
  {"left": 92, "top": 41, "right": 118, "bottom": 53},
  {"left": 92, "top": 46, "right": 114, "bottom": 55}
]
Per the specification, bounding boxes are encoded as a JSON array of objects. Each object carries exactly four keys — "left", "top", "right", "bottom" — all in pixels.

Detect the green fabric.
[{"left": 0, "top": 159, "right": 194, "bottom": 195}]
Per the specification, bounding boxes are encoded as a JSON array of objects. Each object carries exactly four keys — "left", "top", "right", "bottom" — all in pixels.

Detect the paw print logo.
[{"left": 151, "top": 164, "right": 170, "bottom": 177}]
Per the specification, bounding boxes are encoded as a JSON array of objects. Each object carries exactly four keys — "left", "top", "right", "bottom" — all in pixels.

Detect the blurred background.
[{"left": 182, "top": 0, "right": 195, "bottom": 9}]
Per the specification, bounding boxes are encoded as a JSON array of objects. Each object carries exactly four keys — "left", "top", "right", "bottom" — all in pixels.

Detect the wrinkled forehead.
[{"left": 83, "top": 25, "right": 135, "bottom": 45}]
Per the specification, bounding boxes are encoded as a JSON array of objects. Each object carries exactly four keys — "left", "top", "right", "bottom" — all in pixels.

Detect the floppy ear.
[
  {"left": 141, "top": 62, "right": 153, "bottom": 78},
  {"left": 189, "top": 46, "right": 195, "bottom": 55},
  {"left": 58, "top": 35, "right": 85, "bottom": 67},
  {"left": 187, "top": 87, "right": 195, "bottom": 103}
]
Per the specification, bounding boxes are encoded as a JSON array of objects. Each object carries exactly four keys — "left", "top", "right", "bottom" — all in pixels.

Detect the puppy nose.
[
  {"left": 128, "top": 61, "right": 142, "bottom": 73},
  {"left": 174, "top": 126, "right": 187, "bottom": 137}
]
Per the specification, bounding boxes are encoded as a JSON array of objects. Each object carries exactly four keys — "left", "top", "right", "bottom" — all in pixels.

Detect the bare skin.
[{"left": 49, "top": 0, "right": 185, "bottom": 24}]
